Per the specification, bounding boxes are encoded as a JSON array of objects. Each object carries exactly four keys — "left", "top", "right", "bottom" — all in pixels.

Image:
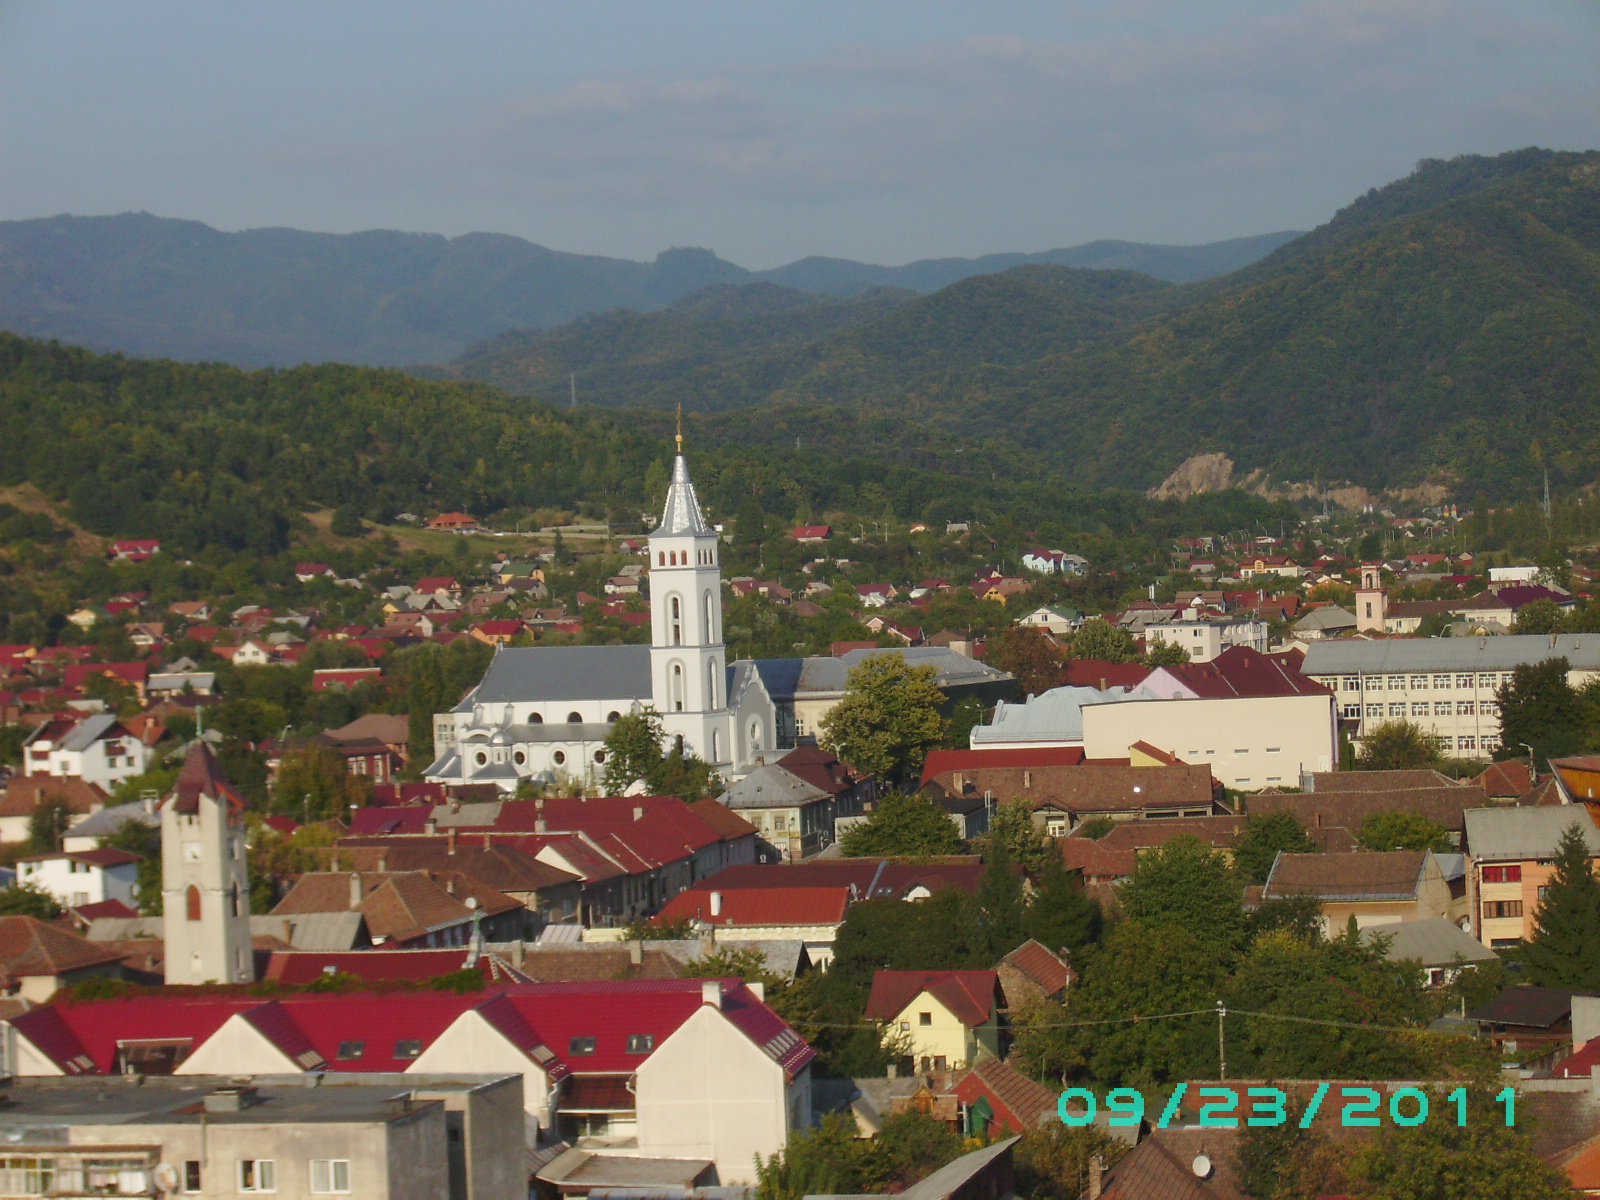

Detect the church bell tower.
[
  {"left": 161, "top": 743, "right": 254, "bottom": 984},
  {"left": 648, "top": 412, "right": 733, "bottom": 768}
]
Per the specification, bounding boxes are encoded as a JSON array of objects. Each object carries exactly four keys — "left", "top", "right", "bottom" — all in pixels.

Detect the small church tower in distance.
[
  {"left": 1356, "top": 562, "right": 1388, "bottom": 634},
  {"left": 161, "top": 743, "right": 254, "bottom": 984}
]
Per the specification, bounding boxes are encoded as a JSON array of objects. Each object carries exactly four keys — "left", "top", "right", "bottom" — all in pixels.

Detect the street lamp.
[{"left": 1521, "top": 743, "right": 1536, "bottom": 771}]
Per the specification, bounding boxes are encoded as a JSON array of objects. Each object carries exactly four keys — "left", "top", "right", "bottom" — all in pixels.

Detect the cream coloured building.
[
  {"left": 1302, "top": 634, "right": 1600, "bottom": 760},
  {"left": 864, "top": 970, "right": 1002, "bottom": 1073}
]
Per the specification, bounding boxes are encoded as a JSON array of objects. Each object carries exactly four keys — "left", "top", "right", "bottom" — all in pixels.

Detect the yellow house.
[{"left": 864, "top": 970, "right": 1001, "bottom": 1073}]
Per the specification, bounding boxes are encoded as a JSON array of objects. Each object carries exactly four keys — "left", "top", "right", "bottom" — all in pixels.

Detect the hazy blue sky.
[{"left": 2, "top": 1, "right": 1596, "bottom": 267}]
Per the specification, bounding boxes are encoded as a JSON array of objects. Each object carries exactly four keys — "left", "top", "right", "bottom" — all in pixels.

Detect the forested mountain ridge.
[
  {"left": 0, "top": 212, "right": 1285, "bottom": 368},
  {"left": 440, "top": 267, "right": 1176, "bottom": 413},
  {"left": 454, "top": 148, "right": 1600, "bottom": 497},
  {"left": 0, "top": 331, "right": 1302, "bottom": 561}
]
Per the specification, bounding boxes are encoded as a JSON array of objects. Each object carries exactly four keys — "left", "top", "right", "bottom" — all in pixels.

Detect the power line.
[{"left": 786, "top": 1007, "right": 1467, "bottom": 1037}]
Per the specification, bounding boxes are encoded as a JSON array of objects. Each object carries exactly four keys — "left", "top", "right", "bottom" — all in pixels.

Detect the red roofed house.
[
  {"left": 62, "top": 661, "right": 150, "bottom": 702},
  {"left": 995, "top": 939, "right": 1074, "bottom": 1009},
  {"left": 416, "top": 576, "right": 462, "bottom": 597},
  {"left": 790, "top": 525, "right": 832, "bottom": 544},
  {"left": 427, "top": 513, "right": 478, "bottom": 532},
  {"left": 311, "top": 667, "right": 383, "bottom": 691},
  {"left": 108, "top": 539, "right": 161, "bottom": 562},
  {"left": 470, "top": 619, "right": 525, "bottom": 646},
  {"left": 294, "top": 562, "right": 334, "bottom": 582},
  {"left": 654, "top": 884, "right": 852, "bottom": 965},
  {"left": 864, "top": 970, "right": 1002, "bottom": 1072},
  {"left": 953, "top": 1055, "right": 1058, "bottom": 1136},
  {"left": 0, "top": 915, "right": 130, "bottom": 1002},
  {"left": 4, "top": 978, "right": 815, "bottom": 1181}
]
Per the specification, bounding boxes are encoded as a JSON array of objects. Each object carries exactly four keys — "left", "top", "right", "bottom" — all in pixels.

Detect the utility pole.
[
  {"left": 570, "top": 373, "right": 576, "bottom": 409},
  {"left": 1216, "top": 1000, "right": 1227, "bottom": 1081}
]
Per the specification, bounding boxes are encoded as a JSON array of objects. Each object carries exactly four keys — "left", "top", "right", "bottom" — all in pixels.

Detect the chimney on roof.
[
  {"left": 1099, "top": 677, "right": 1106, "bottom": 691},
  {"left": 447, "top": 827, "right": 457, "bottom": 855},
  {"left": 1088, "top": 1155, "right": 1104, "bottom": 1200},
  {"left": 629, "top": 940, "right": 642, "bottom": 966},
  {"left": 710, "top": 891, "right": 723, "bottom": 917},
  {"left": 535, "top": 818, "right": 547, "bottom": 833},
  {"left": 377, "top": 851, "right": 387, "bottom": 874},
  {"left": 633, "top": 806, "right": 644, "bottom": 822},
  {"left": 701, "top": 980, "right": 723, "bottom": 1009},
  {"left": 451, "top": 799, "right": 461, "bottom": 814},
  {"left": 425, "top": 817, "right": 438, "bottom": 835},
  {"left": 446, "top": 876, "right": 456, "bottom": 895},
  {"left": 349, "top": 873, "right": 363, "bottom": 908}
]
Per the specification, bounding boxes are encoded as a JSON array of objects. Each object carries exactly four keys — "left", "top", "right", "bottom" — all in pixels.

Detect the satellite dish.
[
  {"left": 1192, "top": 1154, "right": 1213, "bottom": 1179},
  {"left": 465, "top": 896, "right": 479, "bottom": 910},
  {"left": 154, "top": 1162, "right": 180, "bottom": 1192}
]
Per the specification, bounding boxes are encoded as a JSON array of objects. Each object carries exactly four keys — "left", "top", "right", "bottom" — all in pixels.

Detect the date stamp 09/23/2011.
[{"left": 1057, "top": 1082, "right": 1521, "bottom": 1130}]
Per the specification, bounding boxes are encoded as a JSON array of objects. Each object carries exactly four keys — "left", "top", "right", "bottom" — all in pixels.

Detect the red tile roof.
[
  {"left": 166, "top": 742, "right": 247, "bottom": 815},
  {"left": 654, "top": 885, "right": 851, "bottom": 927},
  {"left": 17, "top": 848, "right": 141, "bottom": 868},
  {"left": 864, "top": 970, "right": 999, "bottom": 1028},
  {"left": 1059, "top": 660, "right": 1152, "bottom": 690},
  {"left": 921, "top": 747, "right": 1086, "bottom": 785},
  {"left": 11, "top": 978, "right": 813, "bottom": 1079},
  {"left": 262, "top": 948, "right": 531, "bottom": 986},
  {"left": 954, "top": 1056, "right": 1056, "bottom": 1132},
  {"left": 999, "top": 940, "right": 1073, "bottom": 995},
  {"left": 1150, "top": 646, "right": 1328, "bottom": 698},
  {"left": 0, "top": 916, "right": 128, "bottom": 986}
]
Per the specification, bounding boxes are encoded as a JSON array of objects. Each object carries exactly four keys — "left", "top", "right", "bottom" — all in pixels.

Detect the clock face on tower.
[{"left": 182, "top": 842, "right": 203, "bottom": 863}]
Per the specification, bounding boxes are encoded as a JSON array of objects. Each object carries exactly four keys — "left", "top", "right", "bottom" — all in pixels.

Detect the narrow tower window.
[
  {"left": 186, "top": 884, "right": 202, "bottom": 922},
  {"left": 670, "top": 596, "right": 682, "bottom": 645}
]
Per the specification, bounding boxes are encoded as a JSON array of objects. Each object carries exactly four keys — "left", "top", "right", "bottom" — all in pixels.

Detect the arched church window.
[
  {"left": 670, "top": 596, "right": 682, "bottom": 645},
  {"left": 529, "top": 713, "right": 543, "bottom": 724},
  {"left": 185, "top": 884, "right": 201, "bottom": 922},
  {"left": 659, "top": 552, "right": 665, "bottom": 566},
  {"left": 707, "top": 658, "right": 718, "bottom": 708},
  {"left": 553, "top": 751, "right": 567, "bottom": 766},
  {"left": 475, "top": 751, "right": 488, "bottom": 766},
  {"left": 672, "top": 663, "right": 684, "bottom": 712},
  {"left": 703, "top": 590, "right": 714, "bottom": 642},
  {"left": 711, "top": 730, "right": 720, "bottom": 761},
  {"left": 594, "top": 750, "right": 607, "bottom": 764},
  {"left": 607, "top": 711, "right": 621, "bottom": 723},
  {"left": 513, "top": 750, "right": 526, "bottom": 765},
  {"left": 230, "top": 882, "right": 240, "bottom": 918},
  {"left": 567, "top": 712, "right": 583, "bottom": 723}
]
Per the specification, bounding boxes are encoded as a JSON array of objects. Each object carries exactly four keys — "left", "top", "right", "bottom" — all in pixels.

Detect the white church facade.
[{"left": 424, "top": 450, "right": 779, "bottom": 793}]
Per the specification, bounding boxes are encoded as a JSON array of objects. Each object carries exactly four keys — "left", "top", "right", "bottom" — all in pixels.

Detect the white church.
[{"left": 424, "top": 446, "right": 780, "bottom": 793}]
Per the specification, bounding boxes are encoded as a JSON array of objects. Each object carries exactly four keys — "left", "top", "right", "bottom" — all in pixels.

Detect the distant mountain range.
[
  {"left": 443, "top": 147, "right": 1600, "bottom": 497},
  {"left": 0, "top": 213, "right": 1298, "bottom": 368}
]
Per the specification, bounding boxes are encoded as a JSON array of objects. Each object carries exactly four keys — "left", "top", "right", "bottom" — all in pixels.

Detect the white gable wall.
[
  {"left": 175, "top": 1013, "right": 301, "bottom": 1075},
  {"left": 634, "top": 1003, "right": 790, "bottom": 1184},
  {"left": 409, "top": 1009, "right": 553, "bottom": 1131}
]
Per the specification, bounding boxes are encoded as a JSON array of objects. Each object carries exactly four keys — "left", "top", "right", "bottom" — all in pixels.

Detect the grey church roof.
[
  {"left": 657, "top": 455, "right": 710, "bottom": 536},
  {"left": 797, "top": 647, "right": 1011, "bottom": 697},
  {"left": 1302, "top": 633, "right": 1600, "bottom": 675},
  {"left": 1463, "top": 806, "right": 1600, "bottom": 861},
  {"left": 456, "top": 645, "right": 652, "bottom": 709}
]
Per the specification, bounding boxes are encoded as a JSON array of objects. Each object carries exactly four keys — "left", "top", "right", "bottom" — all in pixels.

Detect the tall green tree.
[
  {"left": 1068, "top": 618, "right": 1136, "bottom": 663},
  {"left": 991, "top": 626, "right": 1068, "bottom": 695},
  {"left": 1520, "top": 822, "right": 1600, "bottom": 991},
  {"left": 1119, "top": 834, "right": 1246, "bottom": 948},
  {"left": 1511, "top": 597, "right": 1564, "bottom": 634},
  {"left": 837, "top": 792, "right": 964, "bottom": 858},
  {"left": 1357, "top": 810, "right": 1452, "bottom": 853},
  {"left": 1233, "top": 811, "right": 1318, "bottom": 885},
  {"left": 602, "top": 711, "right": 667, "bottom": 794},
  {"left": 0, "top": 882, "right": 64, "bottom": 920},
  {"left": 1023, "top": 848, "right": 1102, "bottom": 955},
  {"left": 1356, "top": 719, "right": 1443, "bottom": 770},
  {"left": 820, "top": 654, "right": 947, "bottom": 787},
  {"left": 27, "top": 798, "right": 74, "bottom": 853},
  {"left": 963, "top": 837, "right": 1026, "bottom": 962},
  {"left": 271, "top": 744, "right": 373, "bottom": 822},
  {"left": 1497, "top": 657, "right": 1591, "bottom": 762},
  {"left": 981, "top": 797, "right": 1049, "bottom": 874}
]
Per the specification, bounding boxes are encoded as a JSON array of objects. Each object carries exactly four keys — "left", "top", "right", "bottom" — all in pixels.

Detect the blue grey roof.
[
  {"left": 1361, "top": 918, "right": 1497, "bottom": 968},
  {"left": 752, "top": 658, "right": 805, "bottom": 701},
  {"left": 970, "top": 685, "right": 1128, "bottom": 746},
  {"left": 63, "top": 802, "right": 158, "bottom": 839},
  {"left": 1303, "top": 634, "right": 1600, "bottom": 675},
  {"left": 718, "top": 764, "right": 830, "bottom": 810},
  {"left": 58, "top": 713, "right": 121, "bottom": 752},
  {"left": 458, "top": 645, "right": 652, "bottom": 708},
  {"left": 1463, "top": 806, "right": 1600, "bottom": 861}
]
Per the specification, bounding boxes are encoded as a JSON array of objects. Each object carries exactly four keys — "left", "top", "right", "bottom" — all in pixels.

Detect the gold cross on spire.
[{"left": 675, "top": 403, "right": 684, "bottom": 455}]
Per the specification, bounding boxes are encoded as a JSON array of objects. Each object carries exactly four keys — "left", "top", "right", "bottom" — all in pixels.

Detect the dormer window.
[
  {"left": 626, "top": 1034, "right": 654, "bottom": 1054},
  {"left": 569, "top": 1036, "right": 597, "bottom": 1055},
  {"left": 394, "top": 1040, "right": 422, "bottom": 1059}
]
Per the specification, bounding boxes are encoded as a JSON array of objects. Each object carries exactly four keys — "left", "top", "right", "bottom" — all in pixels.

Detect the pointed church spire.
[{"left": 658, "top": 417, "right": 709, "bottom": 536}]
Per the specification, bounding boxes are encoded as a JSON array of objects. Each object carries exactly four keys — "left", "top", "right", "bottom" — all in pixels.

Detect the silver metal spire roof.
[{"left": 657, "top": 455, "right": 709, "bottom": 536}]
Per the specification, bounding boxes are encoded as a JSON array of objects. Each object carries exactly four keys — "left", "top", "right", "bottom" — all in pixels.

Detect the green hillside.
[
  {"left": 448, "top": 148, "right": 1600, "bottom": 497},
  {"left": 445, "top": 267, "right": 1174, "bottom": 413}
]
